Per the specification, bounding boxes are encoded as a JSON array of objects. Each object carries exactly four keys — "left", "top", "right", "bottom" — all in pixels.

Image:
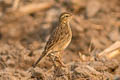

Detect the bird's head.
[{"left": 59, "top": 12, "right": 72, "bottom": 23}]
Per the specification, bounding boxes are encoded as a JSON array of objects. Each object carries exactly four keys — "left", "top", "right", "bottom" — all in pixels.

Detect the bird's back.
[{"left": 44, "top": 22, "right": 72, "bottom": 54}]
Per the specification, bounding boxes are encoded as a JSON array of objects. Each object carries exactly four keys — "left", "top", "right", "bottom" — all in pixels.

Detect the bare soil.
[{"left": 0, "top": 0, "right": 120, "bottom": 80}]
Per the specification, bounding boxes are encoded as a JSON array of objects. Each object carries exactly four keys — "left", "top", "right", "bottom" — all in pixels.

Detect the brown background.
[{"left": 0, "top": 0, "right": 120, "bottom": 80}]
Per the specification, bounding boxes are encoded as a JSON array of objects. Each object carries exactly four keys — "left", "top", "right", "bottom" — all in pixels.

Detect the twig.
[
  {"left": 98, "top": 41, "right": 120, "bottom": 59},
  {"left": 14, "top": 2, "right": 53, "bottom": 17},
  {"left": 12, "top": 0, "right": 20, "bottom": 11},
  {"left": 0, "top": 2, "right": 54, "bottom": 27}
]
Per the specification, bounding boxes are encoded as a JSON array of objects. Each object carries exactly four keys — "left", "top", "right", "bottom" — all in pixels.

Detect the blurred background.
[{"left": 0, "top": 0, "right": 120, "bottom": 80}]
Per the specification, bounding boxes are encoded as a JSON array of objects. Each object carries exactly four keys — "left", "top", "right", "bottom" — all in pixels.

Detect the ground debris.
[{"left": 0, "top": 0, "right": 120, "bottom": 80}]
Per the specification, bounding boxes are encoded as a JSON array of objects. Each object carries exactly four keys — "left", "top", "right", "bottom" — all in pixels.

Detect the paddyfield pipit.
[{"left": 32, "top": 12, "right": 72, "bottom": 68}]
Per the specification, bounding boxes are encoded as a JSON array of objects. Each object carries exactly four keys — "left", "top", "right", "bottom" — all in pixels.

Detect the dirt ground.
[{"left": 0, "top": 0, "right": 120, "bottom": 80}]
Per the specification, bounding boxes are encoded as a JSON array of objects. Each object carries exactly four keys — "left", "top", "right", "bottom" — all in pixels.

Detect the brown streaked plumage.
[{"left": 32, "top": 12, "right": 72, "bottom": 68}]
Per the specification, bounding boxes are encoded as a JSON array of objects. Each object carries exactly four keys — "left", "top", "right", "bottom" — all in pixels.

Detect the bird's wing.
[{"left": 44, "top": 24, "right": 65, "bottom": 52}]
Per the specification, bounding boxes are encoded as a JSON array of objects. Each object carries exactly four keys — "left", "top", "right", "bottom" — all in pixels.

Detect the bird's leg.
[
  {"left": 48, "top": 51, "right": 66, "bottom": 67},
  {"left": 55, "top": 52, "right": 66, "bottom": 67},
  {"left": 48, "top": 51, "right": 59, "bottom": 68},
  {"left": 50, "top": 55, "right": 56, "bottom": 67}
]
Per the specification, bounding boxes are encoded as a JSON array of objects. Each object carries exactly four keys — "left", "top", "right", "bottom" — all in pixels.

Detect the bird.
[{"left": 32, "top": 12, "right": 72, "bottom": 68}]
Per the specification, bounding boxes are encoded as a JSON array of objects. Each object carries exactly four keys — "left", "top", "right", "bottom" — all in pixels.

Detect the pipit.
[{"left": 32, "top": 12, "right": 72, "bottom": 68}]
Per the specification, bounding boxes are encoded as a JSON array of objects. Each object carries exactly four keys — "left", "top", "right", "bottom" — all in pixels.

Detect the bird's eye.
[{"left": 66, "top": 15, "right": 69, "bottom": 17}]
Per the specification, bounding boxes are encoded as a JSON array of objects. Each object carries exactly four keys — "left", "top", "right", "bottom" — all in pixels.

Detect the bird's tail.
[{"left": 32, "top": 51, "right": 47, "bottom": 68}]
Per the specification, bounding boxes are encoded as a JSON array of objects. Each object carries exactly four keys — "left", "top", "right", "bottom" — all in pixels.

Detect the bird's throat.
[{"left": 60, "top": 20, "right": 70, "bottom": 28}]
